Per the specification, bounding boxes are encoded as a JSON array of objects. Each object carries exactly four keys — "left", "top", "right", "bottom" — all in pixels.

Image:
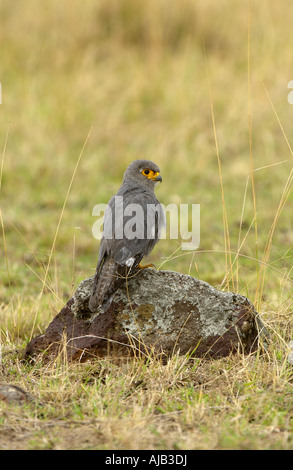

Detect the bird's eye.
[{"left": 142, "top": 169, "right": 150, "bottom": 176}]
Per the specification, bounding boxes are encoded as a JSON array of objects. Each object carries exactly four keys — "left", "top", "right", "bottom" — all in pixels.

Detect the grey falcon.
[{"left": 89, "top": 159, "right": 165, "bottom": 312}]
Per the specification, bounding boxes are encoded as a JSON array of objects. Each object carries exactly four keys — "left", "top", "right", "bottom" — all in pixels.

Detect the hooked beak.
[{"left": 153, "top": 172, "right": 162, "bottom": 182}]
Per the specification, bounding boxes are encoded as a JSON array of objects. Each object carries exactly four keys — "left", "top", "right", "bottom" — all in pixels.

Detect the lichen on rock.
[{"left": 24, "top": 269, "right": 267, "bottom": 361}]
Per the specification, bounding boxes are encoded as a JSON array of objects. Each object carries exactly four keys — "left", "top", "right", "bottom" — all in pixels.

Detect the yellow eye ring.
[{"left": 142, "top": 169, "right": 151, "bottom": 177}]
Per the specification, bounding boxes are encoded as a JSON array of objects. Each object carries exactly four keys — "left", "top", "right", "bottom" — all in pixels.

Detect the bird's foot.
[{"left": 137, "top": 263, "right": 156, "bottom": 270}]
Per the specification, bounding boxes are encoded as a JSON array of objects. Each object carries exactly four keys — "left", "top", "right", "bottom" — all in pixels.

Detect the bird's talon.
[{"left": 137, "top": 263, "right": 156, "bottom": 270}]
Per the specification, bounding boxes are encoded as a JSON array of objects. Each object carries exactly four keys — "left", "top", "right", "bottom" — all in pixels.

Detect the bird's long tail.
[{"left": 89, "top": 256, "right": 118, "bottom": 312}]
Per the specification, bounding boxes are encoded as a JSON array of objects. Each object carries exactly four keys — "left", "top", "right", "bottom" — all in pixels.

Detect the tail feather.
[
  {"left": 89, "top": 257, "right": 117, "bottom": 312},
  {"left": 89, "top": 255, "right": 141, "bottom": 312}
]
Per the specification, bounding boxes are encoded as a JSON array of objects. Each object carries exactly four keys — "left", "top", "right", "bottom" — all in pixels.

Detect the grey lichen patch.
[
  {"left": 71, "top": 276, "right": 94, "bottom": 317},
  {"left": 198, "top": 292, "right": 238, "bottom": 339}
]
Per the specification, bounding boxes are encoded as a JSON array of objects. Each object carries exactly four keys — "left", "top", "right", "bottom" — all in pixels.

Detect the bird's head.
[{"left": 123, "top": 159, "right": 162, "bottom": 190}]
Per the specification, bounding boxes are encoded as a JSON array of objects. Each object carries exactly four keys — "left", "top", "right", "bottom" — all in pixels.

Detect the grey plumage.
[{"left": 89, "top": 159, "right": 165, "bottom": 312}]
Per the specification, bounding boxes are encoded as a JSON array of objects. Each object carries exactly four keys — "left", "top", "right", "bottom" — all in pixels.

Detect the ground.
[{"left": 0, "top": 0, "right": 292, "bottom": 450}]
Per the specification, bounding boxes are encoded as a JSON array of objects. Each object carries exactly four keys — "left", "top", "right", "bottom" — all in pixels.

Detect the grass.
[{"left": 0, "top": 0, "right": 293, "bottom": 450}]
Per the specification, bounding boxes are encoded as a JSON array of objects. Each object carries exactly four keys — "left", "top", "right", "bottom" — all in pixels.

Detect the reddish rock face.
[{"left": 24, "top": 269, "right": 267, "bottom": 362}]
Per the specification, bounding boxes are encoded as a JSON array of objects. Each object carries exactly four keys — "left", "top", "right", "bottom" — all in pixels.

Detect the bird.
[{"left": 89, "top": 159, "right": 165, "bottom": 312}]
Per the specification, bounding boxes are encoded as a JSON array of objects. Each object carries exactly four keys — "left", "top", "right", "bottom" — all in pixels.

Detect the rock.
[
  {"left": 24, "top": 269, "right": 267, "bottom": 361},
  {"left": 0, "top": 383, "right": 36, "bottom": 405}
]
